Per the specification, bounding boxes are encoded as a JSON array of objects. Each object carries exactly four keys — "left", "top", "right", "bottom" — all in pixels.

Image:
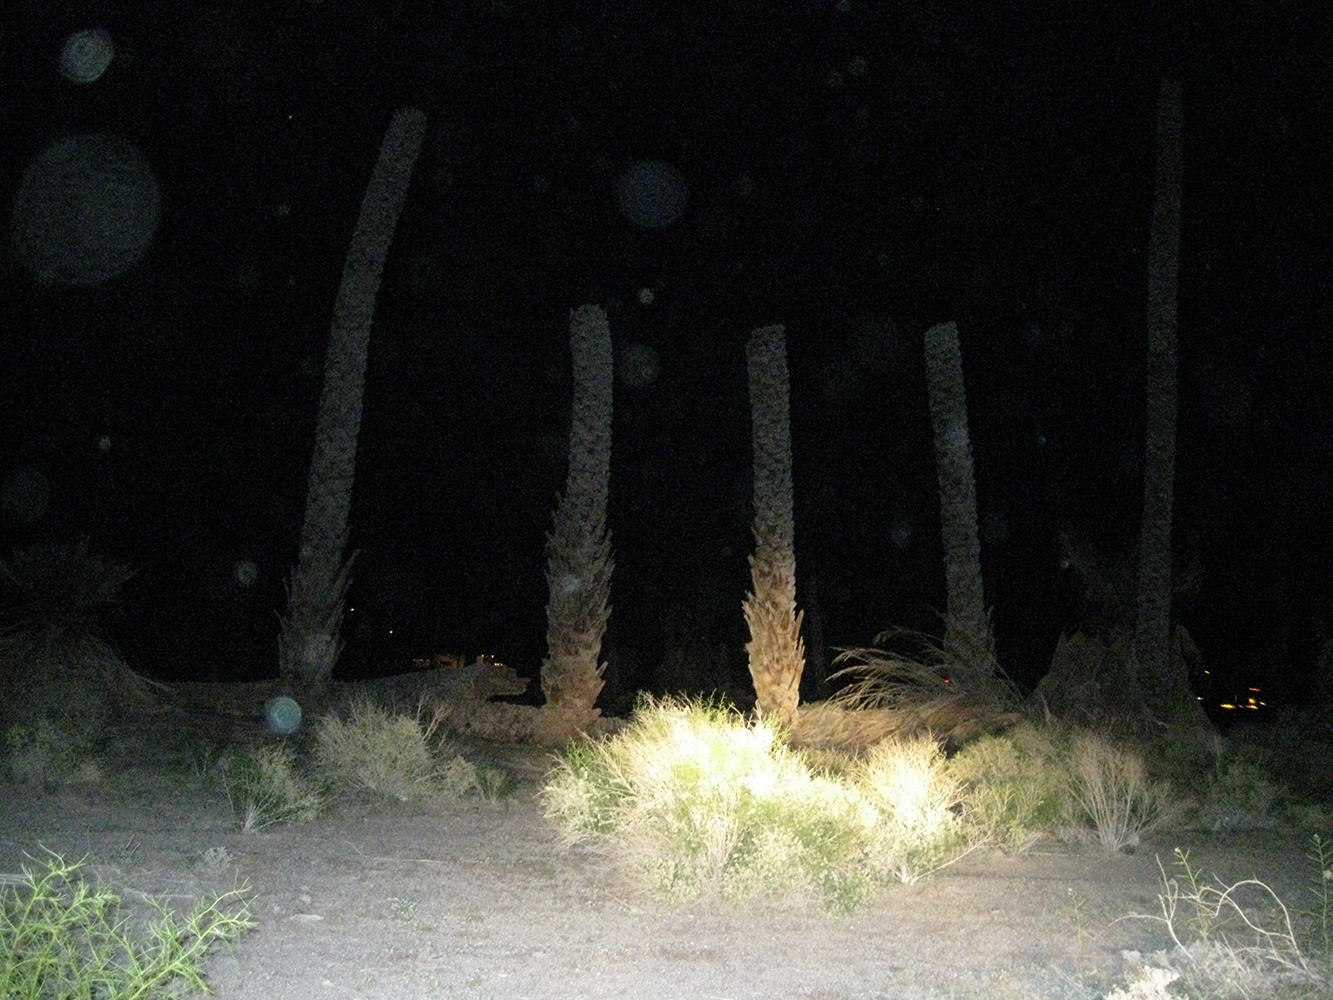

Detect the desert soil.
[{"left": 0, "top": 715, "right": 1316, "bottom": 1000}]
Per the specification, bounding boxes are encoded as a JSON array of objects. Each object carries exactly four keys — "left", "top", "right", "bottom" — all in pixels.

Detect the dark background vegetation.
[{"left": 2, "top": 2, "right": 1328, "bottom": 717}]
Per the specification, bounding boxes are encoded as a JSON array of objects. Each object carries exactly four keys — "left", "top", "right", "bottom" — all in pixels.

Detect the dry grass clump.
[
  {"left": 857, "top": 734, "right": 970, "bottom": 884},
  {"left": 792, "top": 702, "right": 1183, "bottom": 857},
  {"left": 1063, "top": 729, "right": 1181, "bottom": 851},
  {"left": 542, "top": 693, "right": 1191, "bottom": 919},
  {"left": 312, "top": 698, "right": 478, "bottom": 803},
  {"left": 811, "top": 627, "right": 1021, "bottom": 751},
  {"left": 4, "top": 717, "right": 102, "bottom": 787},
  {"left": 423, "top": 697, "right": 539, "bottom": 743}
]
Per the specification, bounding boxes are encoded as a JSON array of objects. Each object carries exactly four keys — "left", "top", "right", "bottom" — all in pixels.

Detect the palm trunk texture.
[
  {"left": 279, "top": 106, "right": 427, "bottom": 693},
  {"left": 536, "top": 305, "right": 615, "bottom": 742},
  {"left": 923, "top": 320, "right": 994, "bottom": 670},
  {"left": 743, "top": 324, "right": 805, "bottom": 727}
]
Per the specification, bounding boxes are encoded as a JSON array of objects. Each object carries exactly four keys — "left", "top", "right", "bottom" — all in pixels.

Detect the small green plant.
[
  {"left": 313, "top": 698, "right": 478, "bottom": 803},
  {"left": 474, "top": 763, "right": 516, "bottom": 801},
  {"left": 1068, "top": 886, "right": 1094, "bottom": 946},
  {"left": 194, "top": 846, "right": 234, "bottom": 879},
  {"left": 1299, "top": 834, "right": 1333, "bottom": 986},
  {"left": 1063, "top": 730, "right": 1178, "bottom": 852},
  {"left": 0, "top": 848, "right": 254, "bottom": 999},
  {"left": 222, "top": 743, "right": 324, "bottom": 831}
]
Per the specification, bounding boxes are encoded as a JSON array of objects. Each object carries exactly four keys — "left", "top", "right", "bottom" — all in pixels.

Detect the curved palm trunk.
[
  {"left": 923, "top": 320, "right": 994, "bottom": 673},
  {"left": 278, "top": 106, "right": 427, "bottom": 694},
  {"left": 743, "top": 323, "right": 805, "bottom": 727},
  {"left": 536, "top": 304, "right": 614, "bottom": 742}
]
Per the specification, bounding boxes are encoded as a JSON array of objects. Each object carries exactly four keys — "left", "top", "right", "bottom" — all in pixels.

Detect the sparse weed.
[
  {"left": 195, "top": 846, "right": 235, "bottom": 879},
  {"left": 181, "top": 736, "right": 231, "bottom": 785},
  {"left": 222, "top": 742, "right": 324, "bottom": 832},
  {"left": 0, "top": 848, "right": 254, "bottom": 999},
  {"left": 1117, "top": 838, "right": 1333, "bottom": 999},
  {"left": 313, "top": 698, "right": 478, "bottom": 803}
]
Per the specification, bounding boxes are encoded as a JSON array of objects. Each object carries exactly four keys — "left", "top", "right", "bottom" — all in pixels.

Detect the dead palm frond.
[
  {"left": 828, "top": 625, "right": 1016, "bottom": 711},
  {"left": 0, "top": 539, "right": 164, "bottom": 723},
  {"left": 802, "top": 626, "right": 1020, "bottom": 752}
]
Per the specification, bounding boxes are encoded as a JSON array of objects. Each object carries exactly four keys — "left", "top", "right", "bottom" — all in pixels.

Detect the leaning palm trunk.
[
  {"left": 278, "top": 106, "right": 427, "bottom": 693},
  {"left": 1133, "top": 80, "right": 1208, "bottom": 733},
  {"left": 535, "top": 305, "right": 614, "bottom": 743},
  {"left": 743, "top": 323, "right": 805, "bottom": 727},
  {"left": 923, "top": 321, "right": 995, "bottom": 676}
]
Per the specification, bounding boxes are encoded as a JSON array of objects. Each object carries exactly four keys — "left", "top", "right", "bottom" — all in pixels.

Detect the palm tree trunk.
[
  {"left": 1133, "top": 80, "right": 1206, "bottom": 731},
  {"left": 743, "top": 323, "right": 805, "bottom": 726},
  {"left": 278, "top": 106, "right": 427, "bottom": 694},
  {"left": 923, "top": 320, "right": 994, "bottom": 672},
  {"left": 536, "top": 305, "right": 614, "bottom": 742}
]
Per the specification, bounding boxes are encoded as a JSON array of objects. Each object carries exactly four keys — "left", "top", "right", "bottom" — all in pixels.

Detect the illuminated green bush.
[{"left": 543, "top": 695, "right": 975, "bottom": 912}]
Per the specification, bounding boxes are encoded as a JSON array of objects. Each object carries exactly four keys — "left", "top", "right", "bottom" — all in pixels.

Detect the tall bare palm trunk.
[
  {"left": 278, "top": 106, "right": 427, "bottom": 693},
  {"left": 923, "top": 321, "right": 994, "bottom": 671},
  {"left": 1133, "top": 80, "right": 1207, "bottom": 732},
  {"left": 743, "top": 323, "right": 805, "bottom": 727},
  {"left": 536, "top": 305, "right": 614, "bottom": 742}
]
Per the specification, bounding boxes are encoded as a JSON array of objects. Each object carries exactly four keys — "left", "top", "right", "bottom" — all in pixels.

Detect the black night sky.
[{"left": 2, "top": 2, "right": 1329, "bottom": 718}]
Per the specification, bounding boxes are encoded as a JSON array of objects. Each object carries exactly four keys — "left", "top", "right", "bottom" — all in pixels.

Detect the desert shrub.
[
  {"left": 4, "top": 717, "right": 101, "bottom": 787},
  {"left": 1062, "top": 730, "right": 1180, "bottom": 852},
  {"left": 0, "top": 849, "right": 253, "bottom": 999},
  {"left": 857, "top": 734, "right": 969, "bottom": 883},
  {"left": 313, "top": 698, "right": 477, "bottom": 803},
  {"left": 946, "top": 724, "right": 1066, "bottom": 852},
  {"left": 222, "top": 743, "right": 324, "bottom": 832},
  {"left": 1192, "top": 743, "right": 1288, "bottom": 833},
  {"left": 543, "top": 695, "right": 974, "bottom": 912}
]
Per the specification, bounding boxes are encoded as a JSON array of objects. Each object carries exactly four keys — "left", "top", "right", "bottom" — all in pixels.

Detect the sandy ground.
[{"left": 0, "top": 718, "right": 1318, "bottom": 1000}]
